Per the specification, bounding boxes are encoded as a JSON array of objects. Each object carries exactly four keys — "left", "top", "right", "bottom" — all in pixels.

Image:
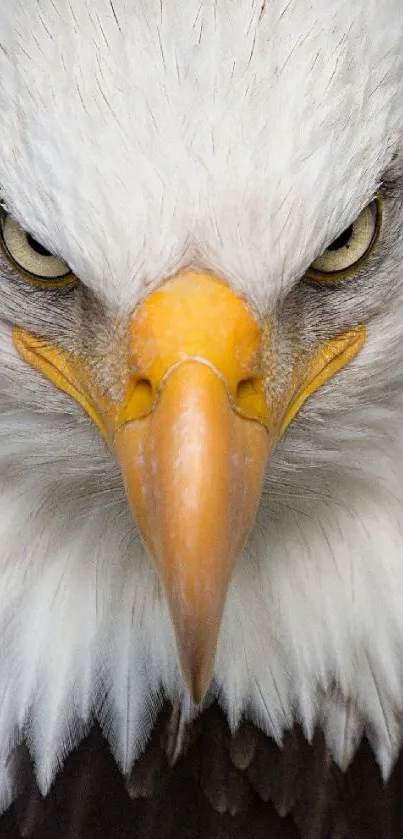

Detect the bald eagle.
[{"left": 0, "top": 1, "right": 402, "bottom": 836}]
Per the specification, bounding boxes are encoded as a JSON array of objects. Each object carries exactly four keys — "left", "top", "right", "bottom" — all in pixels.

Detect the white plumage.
[{"left": 0, "top": 0, "right": 403, "bottom": 814}]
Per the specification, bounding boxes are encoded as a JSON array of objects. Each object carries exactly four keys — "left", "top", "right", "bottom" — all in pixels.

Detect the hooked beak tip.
[
  {"left": 183, "top": 652, "right": 215, "bottom": 706},
  {"left": 170, "top": 599, "right": 221, "bottom": 705}
]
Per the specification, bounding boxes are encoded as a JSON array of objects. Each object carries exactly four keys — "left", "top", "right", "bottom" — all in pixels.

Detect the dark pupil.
[
  {"left": 327, "top": 225, "right": 354, "bottom": 251},
  {"left": 27, "top": 233, "right": 52, "bottom": 257}
]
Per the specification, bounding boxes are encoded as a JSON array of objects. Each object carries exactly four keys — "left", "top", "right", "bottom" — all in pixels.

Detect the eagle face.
[{"left": 0, "top": 0, "right": 402, "bottom": 805}]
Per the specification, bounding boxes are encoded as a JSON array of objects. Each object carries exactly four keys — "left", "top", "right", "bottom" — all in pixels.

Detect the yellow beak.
[
  {"left": 115, "top": 364, "right": 269, "bottom": 701},
  {"left": 112, "top": 272, "right": 272, "bottom": 701},
  {"left": 13, "top": 270, "right": 365, "bottom": 702}
]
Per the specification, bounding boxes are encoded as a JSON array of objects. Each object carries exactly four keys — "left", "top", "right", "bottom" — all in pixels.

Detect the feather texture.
[
  {"left": 1, "top": 705, "right": 403, "bottom": 839},
  {"left": 0, "top": 0, "right": 403, "bottom": 822}
]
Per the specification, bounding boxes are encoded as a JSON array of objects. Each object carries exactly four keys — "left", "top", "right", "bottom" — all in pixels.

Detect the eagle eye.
[
  {"left": 0, "top": 213, "right": 74, "bottom": 287},
  {"left": 307, "top": 196, "right": 382, "bottom": 281}
]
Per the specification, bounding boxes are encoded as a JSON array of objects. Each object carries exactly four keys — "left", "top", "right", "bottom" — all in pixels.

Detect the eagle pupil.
[
  {"left": 27, "top": 234, "right": 52, "bottom": 257},
  {"left": 328, "top": 225, "right": 354, "bottom": 251}
]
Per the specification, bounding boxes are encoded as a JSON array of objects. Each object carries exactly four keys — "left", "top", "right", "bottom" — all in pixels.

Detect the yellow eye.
[
  {"left": 307, "top": 197, "right": 382, "bottom": 281},
  {"left": 0, "top": 213, "right": 74, "bottom": 287}
]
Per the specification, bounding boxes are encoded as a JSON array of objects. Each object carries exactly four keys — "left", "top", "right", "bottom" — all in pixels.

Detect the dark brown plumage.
[{"left": 1, "top": 705, "right": 402, "bottom": 839}]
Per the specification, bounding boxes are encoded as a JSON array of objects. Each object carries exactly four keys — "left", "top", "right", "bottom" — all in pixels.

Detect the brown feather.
[{"left": 0, "top": 703, "right": 401, "bottom": 838}]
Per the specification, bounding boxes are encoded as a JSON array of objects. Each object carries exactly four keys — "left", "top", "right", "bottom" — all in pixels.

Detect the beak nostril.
[
  {"left": 135, "top": 377, "right": 153, "bottom": 394},
  {"left": 234, "top": 376, "right": 269, "bottom": 425},
  {"left": 236, "top": 377, "right": 257, "bottom": 403},
  {"left": 125, "top": 376, "right": 155, "bottom": 417}
]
